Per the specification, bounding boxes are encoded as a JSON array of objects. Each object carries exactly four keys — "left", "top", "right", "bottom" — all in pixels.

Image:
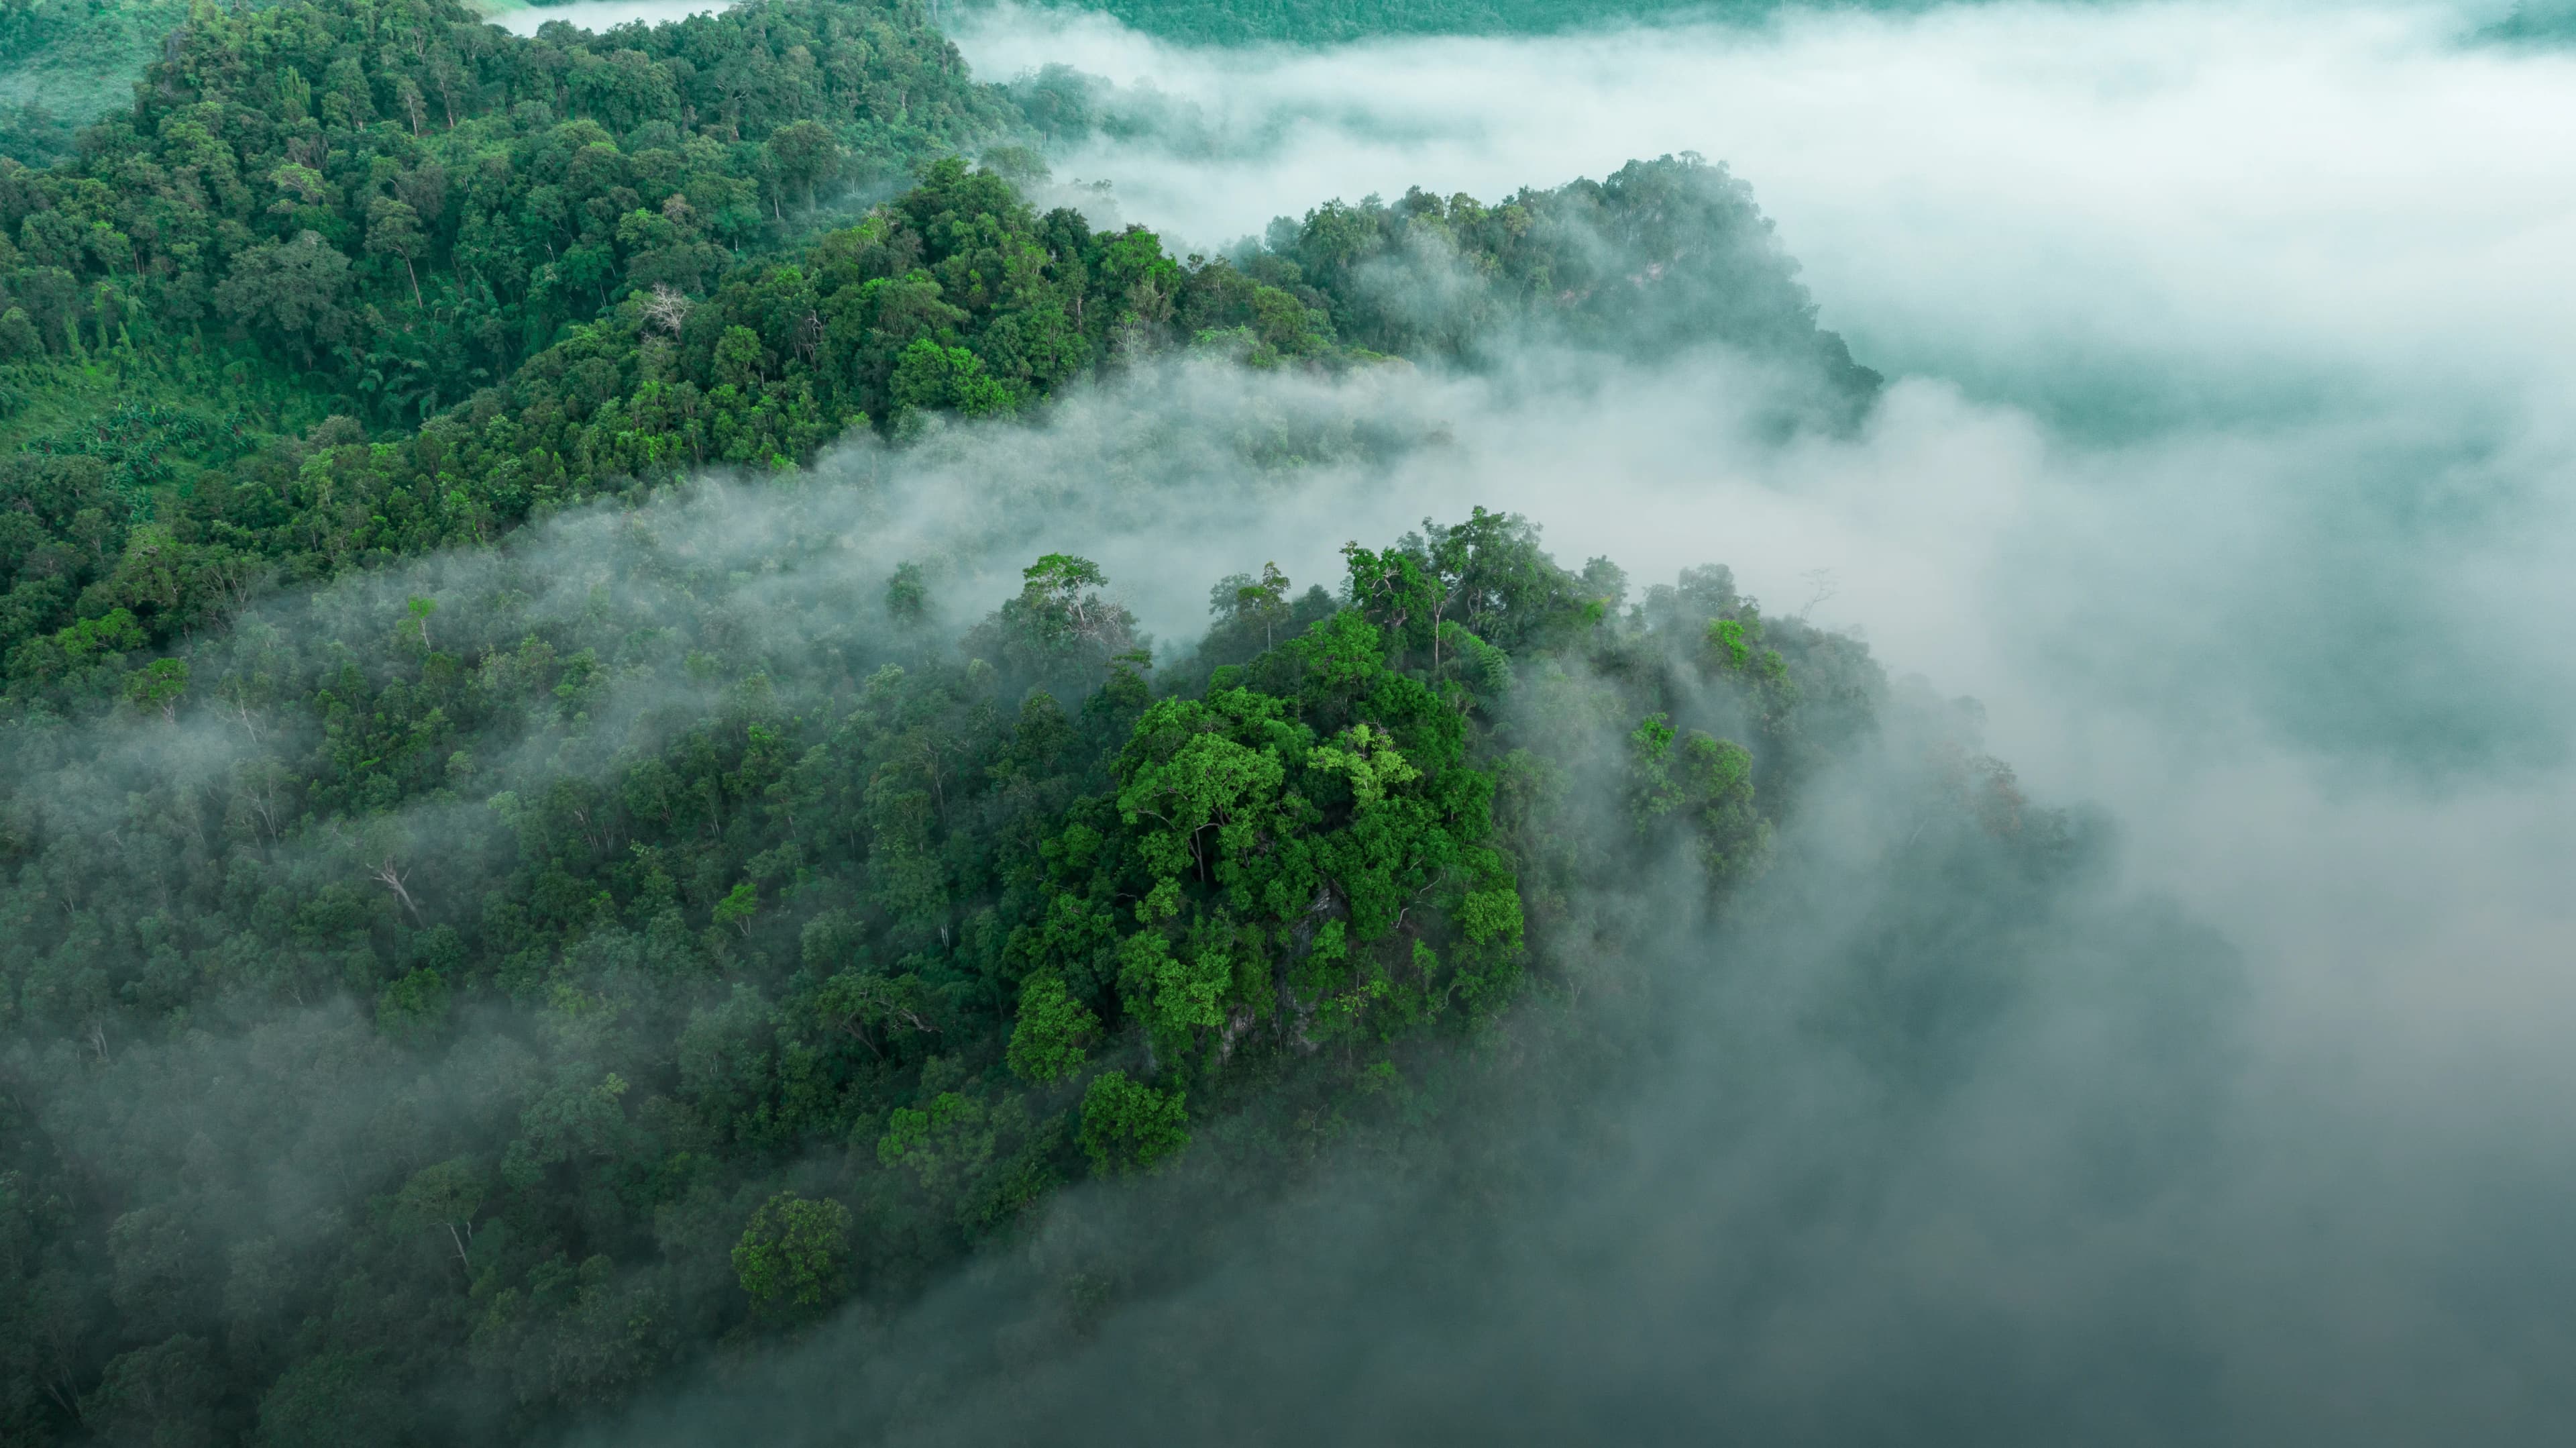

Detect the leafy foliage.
[{"left": 732, "top": 1192, "right": 853, "bottom": 1310}]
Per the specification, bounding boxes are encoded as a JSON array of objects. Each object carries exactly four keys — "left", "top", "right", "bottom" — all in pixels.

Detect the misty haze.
[{"left": 0, "top": 0, "right": 2569, "bottom": 1445}]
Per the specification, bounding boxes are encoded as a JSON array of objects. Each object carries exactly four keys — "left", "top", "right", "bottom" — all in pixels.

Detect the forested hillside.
[
  {"left": 0, "top": 3, "right": 2046, "bottom": 1445},
  {"left": 0, "top": 1, "right": 1872, "bottom": 717},
  {"left": 0, "top": 436, "right": 2112, "bottom": 1443}
]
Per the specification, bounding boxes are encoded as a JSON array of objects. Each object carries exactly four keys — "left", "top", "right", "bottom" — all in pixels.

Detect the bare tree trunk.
[{"left": 373, "top": 859, "right": 425, "bottom": 925}]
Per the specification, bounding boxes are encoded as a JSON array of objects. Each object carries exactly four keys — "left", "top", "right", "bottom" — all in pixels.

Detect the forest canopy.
[
  {"left": 0, "top": 87, "right": 1872, "bottom": 711},
  {"left": 0, "top": 3, "right": 2199, "bottom": 1447}
]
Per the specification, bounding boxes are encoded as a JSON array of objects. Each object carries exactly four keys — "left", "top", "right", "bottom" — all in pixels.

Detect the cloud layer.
[{"left": 963, "top": 1, "right": 2575, "bottom": 419}]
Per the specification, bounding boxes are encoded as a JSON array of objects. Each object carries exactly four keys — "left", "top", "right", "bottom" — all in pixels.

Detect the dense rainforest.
[
  {"left": 0, "top": 0, "right": 1872, "bottom": 710},
  {"left": 0, "top": 3, "right": 2216, "bottom": 1445}
]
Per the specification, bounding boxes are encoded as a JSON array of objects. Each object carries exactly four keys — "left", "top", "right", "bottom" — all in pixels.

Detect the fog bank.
[{"left": 962, "top": 1, "right": 2575, "bottom": 428}]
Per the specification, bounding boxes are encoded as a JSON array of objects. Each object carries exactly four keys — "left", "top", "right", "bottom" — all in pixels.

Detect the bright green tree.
[
  {"left": 731, "top": 1194, "right": 852, "bottom": 1310},
  {"left": 1079, "top": 1072, "right": 1189, "bottom": 1176}
]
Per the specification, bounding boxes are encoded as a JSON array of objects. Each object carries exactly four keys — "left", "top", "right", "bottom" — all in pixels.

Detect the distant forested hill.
[
  {"left": 995, "top": 0, "right": 1740, "bottom": 44},
  {"left": 983, "top": 0, "right": 1897, "bottom": 44},
  {"left": 2485, "top": 1, "right": 2576, "bottom": 42}
]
